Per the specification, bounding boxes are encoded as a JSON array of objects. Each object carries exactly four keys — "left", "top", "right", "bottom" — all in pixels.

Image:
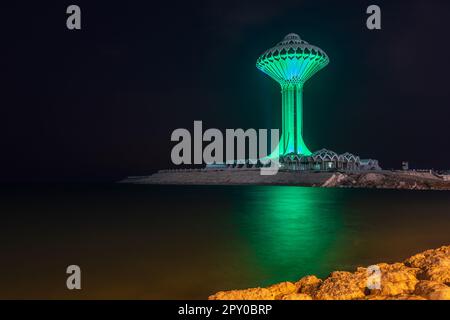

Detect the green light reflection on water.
[{"left": 234, "top": 186, "right": 344, "bottom": 286}]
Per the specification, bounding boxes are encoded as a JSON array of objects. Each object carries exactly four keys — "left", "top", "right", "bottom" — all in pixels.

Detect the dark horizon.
[{"left": 2, "top": 0, "right": 450, "bottom": 182}]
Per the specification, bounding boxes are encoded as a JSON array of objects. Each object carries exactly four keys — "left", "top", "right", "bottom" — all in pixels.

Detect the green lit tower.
[{"left": 257, "top": 33, "right": 329, "bottom": 156}]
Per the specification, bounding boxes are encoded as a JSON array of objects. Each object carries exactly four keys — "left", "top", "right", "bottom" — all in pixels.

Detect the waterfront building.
[
  {"left": 207, "top": 33, "right": 380, "bottom": 172},
  {"left": 218, "top": 148, "right": 380, "bottom": 172}
]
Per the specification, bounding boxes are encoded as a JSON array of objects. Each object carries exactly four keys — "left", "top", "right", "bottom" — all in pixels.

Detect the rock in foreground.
[{"left": 209, "top": 245, "right": 450, "bottom": 300}]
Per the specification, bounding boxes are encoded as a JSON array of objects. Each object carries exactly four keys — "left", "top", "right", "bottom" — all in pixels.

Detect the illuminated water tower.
[{"left": 256, "top": 33, "right": 329, "bottom": 156}]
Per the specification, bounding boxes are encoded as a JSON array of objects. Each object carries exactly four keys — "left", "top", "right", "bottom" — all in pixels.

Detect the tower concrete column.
[{"left": 256, "top": 33, "right": 329, "bottom": 157}]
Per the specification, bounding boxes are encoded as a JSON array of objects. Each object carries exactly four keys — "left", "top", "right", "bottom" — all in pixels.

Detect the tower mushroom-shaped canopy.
[
  {"left": 256, "top": 33, "right": 329, "bottom": 156},
  {"left": 256, "top": 33, "right": 329, "bottom": 85}
]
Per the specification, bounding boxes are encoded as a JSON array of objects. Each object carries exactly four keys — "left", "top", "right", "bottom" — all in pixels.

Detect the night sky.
[{"left": 1, "top": 0, "right": 450, "bottom": 182}]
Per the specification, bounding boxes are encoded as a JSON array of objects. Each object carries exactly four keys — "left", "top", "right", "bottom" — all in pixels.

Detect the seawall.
[{"left": 120, "top": 170, "right": 450, "bottom": 190}]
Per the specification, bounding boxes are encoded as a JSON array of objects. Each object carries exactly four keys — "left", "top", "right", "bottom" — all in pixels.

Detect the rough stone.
[
  {"left": 373, "top": 263, "right": 419, "bottom": 296},
  {"left": 266, "top": 281, "right": 297, "bottom": 299},
  {"left": 209, "top": 245, "right": 450, "bottom": 300},
  {"left": 405, "top": 245, "right": 450, "bottom": 284},
  {"left": 208, "top": 287, "right": 274, "bottom": 300},
  {"left": 281, "top": 293, "right": 313, "bottom": 300},
  {"left": 294, "top": 275, "right": 322, "bottom": 295},
  {"left": 414, "top": 280, "right": 450, "bottom": 300},
  {"left": 313, "top": 271, "right": 366, "bottom": 300}
]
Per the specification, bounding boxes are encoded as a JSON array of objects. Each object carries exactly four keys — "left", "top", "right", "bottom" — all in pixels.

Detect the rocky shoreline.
[
  {"left": 209, "top": 245, "right": 450, "bottom": 300},
  {"left": 322, "top": 171, "right": 450, "bottom": 190}
]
